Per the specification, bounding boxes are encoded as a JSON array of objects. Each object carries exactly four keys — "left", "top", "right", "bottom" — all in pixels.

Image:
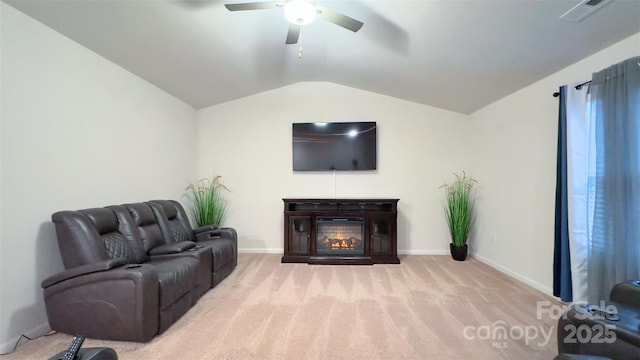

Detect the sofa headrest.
[
  {"left": 80, "top": 208, "right": 119, "bottom": 235},
  {"left": 124, "top": 202, "right": 157, "bottom": 226},
  {"left": 151, "top": 200, "right": 178, "bottom": 219}
]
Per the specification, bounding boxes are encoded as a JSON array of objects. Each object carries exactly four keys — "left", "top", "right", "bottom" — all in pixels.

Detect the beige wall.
[
  {"left": 468, "top": 32, "right": 640, "bottom": 294},
  {"left": 196, "top": 82, "right": 470, "bottom": 253},
  {"left": 0, "top": 3, "right": 197, "bottom": 352}
]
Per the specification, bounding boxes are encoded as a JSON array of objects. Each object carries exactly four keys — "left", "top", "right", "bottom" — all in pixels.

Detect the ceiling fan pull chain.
[{"left": 298, "top": 46, "right": 303, "bottom": 59}]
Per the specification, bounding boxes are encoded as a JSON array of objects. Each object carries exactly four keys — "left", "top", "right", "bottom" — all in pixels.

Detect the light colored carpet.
[{"left": 3, "top": 254, "right": 560, "bottom": 359}]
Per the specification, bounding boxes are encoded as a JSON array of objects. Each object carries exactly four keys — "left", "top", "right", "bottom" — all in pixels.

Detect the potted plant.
[
  {"left": 441, "top": 171, "right": 477, "bottom": 261},
  {"left": 185, "top": 175, "right": 230, "bottom": 227}
]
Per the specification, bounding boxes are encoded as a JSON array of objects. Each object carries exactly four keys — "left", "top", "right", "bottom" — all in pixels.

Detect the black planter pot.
[{"left": 449, "top": 243, "right": 468, "bottom": 261}]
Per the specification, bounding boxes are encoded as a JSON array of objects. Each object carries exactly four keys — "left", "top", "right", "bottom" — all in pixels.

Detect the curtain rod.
[{"left": 553, "top": 80, "right": 592, "bottom": 97}]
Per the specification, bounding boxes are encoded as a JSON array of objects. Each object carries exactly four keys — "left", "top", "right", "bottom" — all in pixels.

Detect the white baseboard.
[
  {"left": 0, "top": 322, "right": 50, "bottom": 355},
  {"left": 472, "top": 253, "right": 554, "bottom": 297},
  {"left": 238, "top": 248, "right": 283, "bottom": 254},
  {"left": 238, "top": 249, "right": 450, "bottom": 256},
  {"left": 398, "top": 249, "right": 449, "bottom": 255}
]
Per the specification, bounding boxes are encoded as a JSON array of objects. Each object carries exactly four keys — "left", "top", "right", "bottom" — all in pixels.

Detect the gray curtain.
[{"left": 587, "top": 56, "right": 640, "bottom": 303}]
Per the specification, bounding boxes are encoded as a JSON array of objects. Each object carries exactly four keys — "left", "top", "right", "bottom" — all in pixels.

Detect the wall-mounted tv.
[{"left": 292, "top": 122, "right": 377, "bottom": 171}]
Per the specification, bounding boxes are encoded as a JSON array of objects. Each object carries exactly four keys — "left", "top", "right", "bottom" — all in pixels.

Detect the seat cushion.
[{"left": 148, "top": 257, "right": 197, "bottom": 309}]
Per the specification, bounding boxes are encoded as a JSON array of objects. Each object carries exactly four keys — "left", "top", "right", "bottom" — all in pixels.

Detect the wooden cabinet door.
[
  {"left": 288, "top": 216, "right": 312, "bottom": 255},
  {"left": 369, "top": 216, "right": 395, "bottom": 256}
]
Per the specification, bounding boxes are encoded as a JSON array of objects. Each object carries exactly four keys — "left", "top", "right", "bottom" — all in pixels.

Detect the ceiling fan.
[{"left": 224, "top": 0, "right": 364, "bottom": 45}]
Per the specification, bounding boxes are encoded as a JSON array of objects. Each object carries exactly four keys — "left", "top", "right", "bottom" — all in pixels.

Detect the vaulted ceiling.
[{"left": 5, "top": 0, "right": 640, "bottom": 114}]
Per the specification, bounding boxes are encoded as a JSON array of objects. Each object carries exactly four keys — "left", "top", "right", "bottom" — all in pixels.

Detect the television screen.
[{"left": 292, "top": 122, "right": 377, "bottom": 171}]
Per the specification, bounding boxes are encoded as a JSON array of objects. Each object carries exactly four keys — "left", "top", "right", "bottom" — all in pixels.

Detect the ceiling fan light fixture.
[{"left": 284, "top": 0, "right": 316, "bottom": 25}]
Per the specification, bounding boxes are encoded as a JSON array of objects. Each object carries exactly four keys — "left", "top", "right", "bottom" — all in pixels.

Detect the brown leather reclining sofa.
[
  {"left": 41, "top": 200, "right": 237, "bottom": 342},
  {"left": 557, "top": 281, "right": 640, "bottom": 359}
]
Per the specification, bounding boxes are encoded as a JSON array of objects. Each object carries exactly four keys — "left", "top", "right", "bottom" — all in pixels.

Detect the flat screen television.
[{"left": 292, "top": 122, "right": 377, "bottom": 171}]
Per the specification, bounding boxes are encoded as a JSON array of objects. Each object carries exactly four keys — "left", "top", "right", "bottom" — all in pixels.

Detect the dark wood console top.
[
  {"left": 284, "top": 198, "right": 399, "bottom": 201},
  {"left": 283, "top": 198, "right": 398, "bottom": 212}
]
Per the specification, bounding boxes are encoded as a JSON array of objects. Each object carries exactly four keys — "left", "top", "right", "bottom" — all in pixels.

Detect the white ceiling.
[{"left": 5, "top": 0, "right": 640, "bottom": 114}]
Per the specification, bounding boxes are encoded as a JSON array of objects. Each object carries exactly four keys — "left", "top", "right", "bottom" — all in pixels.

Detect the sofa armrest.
[
  {"left": 148, "top": 241, "right": 195, "bottom": 255},
  {"left": 195, "top": 230, "right": 220, "bottom": 242},
  {"left": 194, "top": 225, "right": 219, "bottom": 234},
  {"left": 43, "top": 263, "right": 160, "bottom": 342},
  {"left": 194, "top": 227, "right": 237, "bottom": 244},
  {"left": 610, "top": 281, "right": 640, "bottom": 310},
  {"left": 41, "top": 257, "right": 129, "bottom": 288}
]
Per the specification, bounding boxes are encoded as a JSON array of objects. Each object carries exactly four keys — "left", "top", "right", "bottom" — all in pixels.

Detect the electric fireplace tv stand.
[{"left": 282, "top": 198, "right": 400, "bottom": 265}]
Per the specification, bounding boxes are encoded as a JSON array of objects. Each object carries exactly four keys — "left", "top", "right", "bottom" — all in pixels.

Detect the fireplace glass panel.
[{"left": 316, "top": 217, "right": 365, "bottom": 256}]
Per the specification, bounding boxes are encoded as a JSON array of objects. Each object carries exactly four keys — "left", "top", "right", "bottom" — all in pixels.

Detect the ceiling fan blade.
[
  {"left": 224, "top": 2, "right": 282, "bottom": 11},
  {"left": 315, "top": 6, "right": 364, "bottom": 32},
  {"left": 286, "top": 24, "right": 300, "bottom": 44}
]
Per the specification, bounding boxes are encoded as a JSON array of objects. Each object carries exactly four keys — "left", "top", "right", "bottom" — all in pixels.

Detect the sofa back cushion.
[
  {"left": 121, "top": 203, "right": 167, "bottom": 253},
  {"left": 52, "top": 210, "right": 111, "bottom": 269},
  {"left": 51, "top": 207, "right": 148, "bottom": 269},
  {"left": 148, "top": 200, "right": 193, "bottom": 244},
  {"left": 101, "top": 206, "right": 149, "bottom": 263}
]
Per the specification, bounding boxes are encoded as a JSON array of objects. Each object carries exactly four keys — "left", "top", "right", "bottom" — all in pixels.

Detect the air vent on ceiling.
[{"left": 559, "top": 0, "right": 612, "bottom": 22}]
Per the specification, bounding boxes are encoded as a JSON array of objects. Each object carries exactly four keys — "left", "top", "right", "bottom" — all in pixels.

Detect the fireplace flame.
[{"left": 320, "top": 236, "right": 361, "bottom": 250}]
